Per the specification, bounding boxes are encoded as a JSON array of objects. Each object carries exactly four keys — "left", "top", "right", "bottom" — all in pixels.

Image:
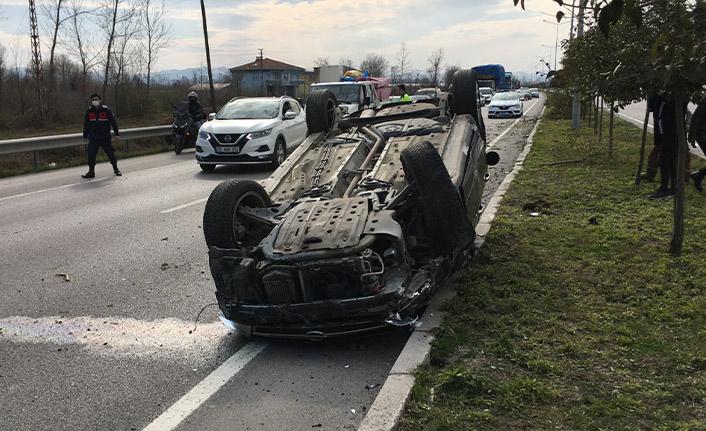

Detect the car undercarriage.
[{"left": 203, "top": 69, "right": 499, "bottom": 340}]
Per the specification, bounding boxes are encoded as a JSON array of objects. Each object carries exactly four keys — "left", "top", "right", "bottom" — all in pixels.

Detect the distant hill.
[{"left": 152, "top": 67, "right": 231, "bottom": 84}]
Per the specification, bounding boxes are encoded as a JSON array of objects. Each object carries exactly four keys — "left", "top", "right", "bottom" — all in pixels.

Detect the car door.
[{"left": 288, "top": 100, "right": 307, "bottom": 146}]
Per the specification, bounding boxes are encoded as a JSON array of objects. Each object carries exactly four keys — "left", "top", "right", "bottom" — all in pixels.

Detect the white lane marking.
[
  {"left": 142, "top": 341, "right": 267, "bottom": 431},
  {"left": 160, "top": 197, "right": 209, "bottom": 214},
  {"left": 617, "top": 112, "right": 653, "bottom": 129},
  {"left": 0, "top": 161, "right": 193, "bottom": 203},
  {"left": 488, "top": 98, "right": 542, "bottom": 149}
]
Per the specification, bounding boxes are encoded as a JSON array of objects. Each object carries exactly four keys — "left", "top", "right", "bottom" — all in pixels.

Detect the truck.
[
  {"left": 499, "top": 72, "right": 520, "bottom": 91},
  {"left": 310, "top": 78, "right": 392, "bottom": 116},
  {"left": 472, "top": 64, "right": 506, "bottom": 92}
]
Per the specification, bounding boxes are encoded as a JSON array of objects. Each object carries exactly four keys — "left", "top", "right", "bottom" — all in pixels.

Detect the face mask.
[{"left": 92, "top": 100, "right": 100, "bottom": 107}]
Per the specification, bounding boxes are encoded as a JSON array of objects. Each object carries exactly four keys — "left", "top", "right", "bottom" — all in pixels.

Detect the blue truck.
[{"left": 472, "top": 64, "right": 506, "bottom": 92}]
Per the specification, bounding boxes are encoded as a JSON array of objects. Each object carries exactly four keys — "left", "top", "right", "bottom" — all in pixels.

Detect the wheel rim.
[
  {"left": 276, "top": 142, "right": 285, "bottom": 165},
  {"left": 231, "top": 191, "right": 269, "bottom": 248},
  {"left": 325, "top": 100, "right": 335, "bottom": 130}
]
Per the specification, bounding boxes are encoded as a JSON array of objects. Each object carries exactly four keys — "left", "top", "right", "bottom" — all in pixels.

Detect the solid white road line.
[
  {"left": 616, "top": 112, "right": 654, "bottom": 129},
  {"left": 0, "top": 161, "right": 193, "bottom": 203},
  {"left": 488, "top": 98, "right": 542, "bottom": 149},
  {"left": 142, "top": 341, "right": 267, "bottom": 431},
  {"left": 160, "top": 197, "right": 209, "bottom": 214}
]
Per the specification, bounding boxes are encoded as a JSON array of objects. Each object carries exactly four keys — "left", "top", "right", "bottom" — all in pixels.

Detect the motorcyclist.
[{"left": 187, "top": 91, "right": 207, "bottom": 130}]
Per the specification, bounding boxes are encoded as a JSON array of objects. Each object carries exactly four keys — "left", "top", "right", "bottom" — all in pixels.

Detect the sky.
[{"left": 0, "top": 0, "right": 573, "bottom": 77}]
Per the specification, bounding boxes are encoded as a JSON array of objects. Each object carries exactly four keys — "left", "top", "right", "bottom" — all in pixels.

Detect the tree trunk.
[
  {"left": 609, "top": 100, "right": 615, "bottom": 159},
  {"left": 635, "top": 99, "right": 651, "bottom": 185},
  {"left": 670, "top": 99, "right": 686, "bottom": 256},
  {"left": 588, "top": 97, "right": 593, "bottom": 128},
  {"left": 599, "top": 96, "right": 604, "bottom": 141},
  {"left": 594, "top": 96, "right": 599, "bottom": 136},
  {"left": 48, "top": 0, "right": 63, "bottom": 100},
  {"left": 102, "top": 0, "right": 119, "bottom": 98}
]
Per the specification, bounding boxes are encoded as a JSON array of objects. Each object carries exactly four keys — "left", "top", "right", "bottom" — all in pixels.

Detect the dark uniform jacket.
[
  {"left": 689, "top": 95, "right": 706, "bottom": 146},
  {"left": 188, "top": 101, "right": 206, "bottom": 122},
  {"left": 83, "top": 105, "right": 120, "bottom": 140}
]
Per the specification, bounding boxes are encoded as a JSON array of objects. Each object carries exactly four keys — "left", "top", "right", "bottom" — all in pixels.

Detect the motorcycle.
[{"left": 172, "top": 102, "right": 197, "bottom": 155}]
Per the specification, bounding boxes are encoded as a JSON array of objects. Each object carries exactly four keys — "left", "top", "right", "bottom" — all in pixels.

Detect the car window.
[
  {"left": 311, "top": 85, "right": 359, "bottom": 104},
  {"left": 217, "top": 100, "right": 280, "bottom": 120},
  {"left": 492, "top": 93, "right": 520, "bottom": 101}
]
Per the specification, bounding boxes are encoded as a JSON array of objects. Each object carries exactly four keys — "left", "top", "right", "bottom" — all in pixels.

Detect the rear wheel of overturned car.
[
  {"left": 401, "top": 141, "right": 465, "bottom": 253},
  {"left": 203, "top": 179, "right": 272, "bottom": 249},
  {"left": 452, "top": 69, "right": 484, "bottom": 137},
  {"left": 306, "top": 89, "right": 337, "bottom": 133}
]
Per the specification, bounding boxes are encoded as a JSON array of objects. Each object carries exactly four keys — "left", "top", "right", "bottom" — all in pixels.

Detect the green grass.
[{"left": 400, "top": 114, "right": 706, "bottom": 431}]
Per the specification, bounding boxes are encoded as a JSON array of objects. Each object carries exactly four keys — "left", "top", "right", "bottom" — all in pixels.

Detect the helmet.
[{"left": 188, "top": 91, "right": 198, "bottom": 99}]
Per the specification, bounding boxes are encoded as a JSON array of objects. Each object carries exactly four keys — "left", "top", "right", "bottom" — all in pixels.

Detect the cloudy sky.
[{"left": 0, "top": 0, "right": 572, "bottom": 76}]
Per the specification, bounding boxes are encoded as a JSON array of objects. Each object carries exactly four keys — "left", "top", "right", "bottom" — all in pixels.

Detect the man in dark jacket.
[
  {"left": 187, "top": 91, "right": 206, "bottom": 130},
  {"left": 649, "top": 91, "right": 682, "bottom": 200},
  {"left": 82, "top": 93, "right": 121, "bottom": 178},
  {"left": 689, "top": 94, "right": 706, "bottom": 191}
]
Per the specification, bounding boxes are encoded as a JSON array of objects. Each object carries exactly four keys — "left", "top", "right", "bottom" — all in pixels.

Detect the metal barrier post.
[{"left": 33, "top": 151, "right": 39, "bottom": 167}]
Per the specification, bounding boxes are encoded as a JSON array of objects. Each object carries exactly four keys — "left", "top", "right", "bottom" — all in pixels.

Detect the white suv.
[{"left": 195, "top": 96, "right": 307, "bottom": 171}]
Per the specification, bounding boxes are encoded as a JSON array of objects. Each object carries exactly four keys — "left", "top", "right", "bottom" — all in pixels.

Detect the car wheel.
[
  {"left": 451, "top": 69, "right": 481, "bottom": 126},
  {"left": 200, "top": 164, "right": 216, "bottom": 172},
  {"left": 175, "top": 135, "right": 185, "bottom": 155},
  {"left": 271, "top": 138, "right": 286, "bottom": 167},
  {"left": 401, "top": 141, "right": 466, "bottom": 254},
  {"left": 203, "top": 179, "right": 272, "bottom": 249},
  {"left": 306, "top": 89, "right": 337, "bottom": 133}
]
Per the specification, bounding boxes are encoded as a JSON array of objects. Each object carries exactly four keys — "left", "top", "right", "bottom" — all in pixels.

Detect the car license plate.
[{"left": 216, "top": 146, "right": 240, "bottom": 153}]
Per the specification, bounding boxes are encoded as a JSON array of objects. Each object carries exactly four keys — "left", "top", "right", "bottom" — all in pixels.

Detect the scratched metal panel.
[{"left": 273, "top": 198, "right": 369, "bottom": 254}]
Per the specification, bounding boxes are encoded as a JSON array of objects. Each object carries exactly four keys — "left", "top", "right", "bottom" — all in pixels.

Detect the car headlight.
[
  {"left": 247, "top": 128, "right": 273, "bottom": 140},
  {"left": 198, "top": 131, "right": 210, "bottom": 140}
]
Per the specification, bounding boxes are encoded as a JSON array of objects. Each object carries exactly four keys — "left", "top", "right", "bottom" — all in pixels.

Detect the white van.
[{"left": 309, "top": 81, "right": 381, "bottom": 116}]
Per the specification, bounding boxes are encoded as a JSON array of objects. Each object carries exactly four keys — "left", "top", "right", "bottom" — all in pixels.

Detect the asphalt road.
[{"left": 0, "top": 95, "right": 545, "bottom": 431}]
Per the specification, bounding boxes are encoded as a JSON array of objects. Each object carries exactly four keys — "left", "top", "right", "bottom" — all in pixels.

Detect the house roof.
[
  {"left": 188, "top": 83, "right": 231, "bottom": 91},
  {"left": 230, "top": 58, "right": 305, "bottom": 72}
]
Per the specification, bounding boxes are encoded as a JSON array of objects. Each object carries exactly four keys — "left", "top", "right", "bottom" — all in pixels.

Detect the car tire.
[
  {"left": 175, "top": 135, "right": 185, "bottom": 155},
  {"left": 451, "top": 69, "right": 481, "bottom": 124},
  {"left": 306, "top": 89, "right": 337, "bottom": 133},
  {"left": 452, "top": 69, "right": 486, "bottom": 141},
  {"left": 203, "top": 179, "right": 272, "bottom": 249},
  {"left": 401, "top": 141, "right": 466, "bottom": 254},
  {"left": 200, "top": 164, "right": 216, "bottom": 172},
  {"left": 271, "top": 138, "right": 286, "bottom": 168}
]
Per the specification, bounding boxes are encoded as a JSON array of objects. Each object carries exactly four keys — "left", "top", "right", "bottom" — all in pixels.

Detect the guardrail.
[{"left": 0, "top": 125, "right": 174, "bottom": 166}]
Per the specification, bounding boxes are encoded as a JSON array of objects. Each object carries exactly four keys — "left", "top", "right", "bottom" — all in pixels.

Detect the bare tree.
[
  {"left": 110, "top": 6, "right": 141, "bottom": 109},
  {"left": 40, "top": 0, "right": 65, "bottom": 96},
  {"left": 339, "top": 57, "right": 353, "bottom": 69},
  {"left": 313, "top": 56, "right": 330, "bottom": 67},
  {"left": 0, "top": 44, "right": 5, "bottom": 110},
  {"left": 360, "top": 53, "right": 389, "bottom": 78},
  {"left": 443, "top": 65, "right": 461, "bottom": 88},
  {"left": 140, "top": 0, "right": 171, "bottom": 95},
  {"left": 427, "top": 48, "right": 444, "bottom": 86},
  {"left": 98, "top": 0, "right": 136, "bottom": 98},
  {"left": 65, "top": 0, "right": 100, "bottom": 101},
  {"left": 396, "top": 42, "right": 411, "bottom": 83}
]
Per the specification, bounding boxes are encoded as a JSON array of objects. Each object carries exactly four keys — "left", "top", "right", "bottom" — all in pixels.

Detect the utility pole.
[
  {"left": 199, "top": 0, "right": 216, "bottom": 113},
  {"left": 258, "top": 48, "right": 264, "bottom": 96},
  {"left": 571, "top": 0, "right": 586, "bottom": 129},
  {"left": 28, "top": 0, "right": 46, "bottom": 120}
]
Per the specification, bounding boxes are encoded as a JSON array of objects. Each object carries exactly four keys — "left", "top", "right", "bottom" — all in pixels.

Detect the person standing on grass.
[
  {"left": 649, "top": 90, "right": 681, "bottom": 200},
  {"left": 641, "top": 93, "right": 691, "bottom": 183},
  {"left": 689, "top": 94, "right": 706, "bottom": 191},
  {"left": 82, "top": 93, "right": 121, "bottom": 178}
]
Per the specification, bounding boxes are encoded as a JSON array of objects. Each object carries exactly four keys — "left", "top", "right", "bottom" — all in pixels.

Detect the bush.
[{"left": 544, "top": 90, "right": 574, "bottom": 120}]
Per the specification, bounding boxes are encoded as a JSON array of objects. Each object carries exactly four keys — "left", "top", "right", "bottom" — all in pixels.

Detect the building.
[{"left": 229, "top": 58, "right": 307, "bottom": 97}]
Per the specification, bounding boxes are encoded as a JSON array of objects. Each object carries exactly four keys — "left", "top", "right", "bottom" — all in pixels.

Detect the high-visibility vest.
[{"left": 400, "top": 93, "right": 411, "bottom": 102}]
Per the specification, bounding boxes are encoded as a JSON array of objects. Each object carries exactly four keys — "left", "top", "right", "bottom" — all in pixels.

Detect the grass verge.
[{"left": 400, "top": 114, "right": 706, "bottom": 430}]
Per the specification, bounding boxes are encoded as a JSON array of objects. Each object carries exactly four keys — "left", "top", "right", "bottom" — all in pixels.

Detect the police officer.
[
  {"left": 397, "top": 85, "right": 411, "bottom": 102},
  {"left": 82, "top": 93, "right": 121, "bottom": 178},
  {"left": 187, "top": 91, "right": 207, "bottom": 130}
]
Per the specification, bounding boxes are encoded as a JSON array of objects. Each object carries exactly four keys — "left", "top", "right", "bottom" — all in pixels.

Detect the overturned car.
[{"left": 203, "top": 69, "right": 499, "bottom": 339}]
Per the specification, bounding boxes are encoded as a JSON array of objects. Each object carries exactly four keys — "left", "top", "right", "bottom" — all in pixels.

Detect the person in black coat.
[
  {"left": 82, "top": 93, "right": 121, "bottom": 178},
  {"left": 649, "top": 91, "right": 682, "bottom": 200},
  {"left": 187, "top": 91, "right": 206, "bottom": 130}
]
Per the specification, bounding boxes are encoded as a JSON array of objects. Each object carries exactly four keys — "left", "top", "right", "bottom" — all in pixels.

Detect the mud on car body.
[{"left": 203, "top": 69, "right": 499, "bottom": 340}]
